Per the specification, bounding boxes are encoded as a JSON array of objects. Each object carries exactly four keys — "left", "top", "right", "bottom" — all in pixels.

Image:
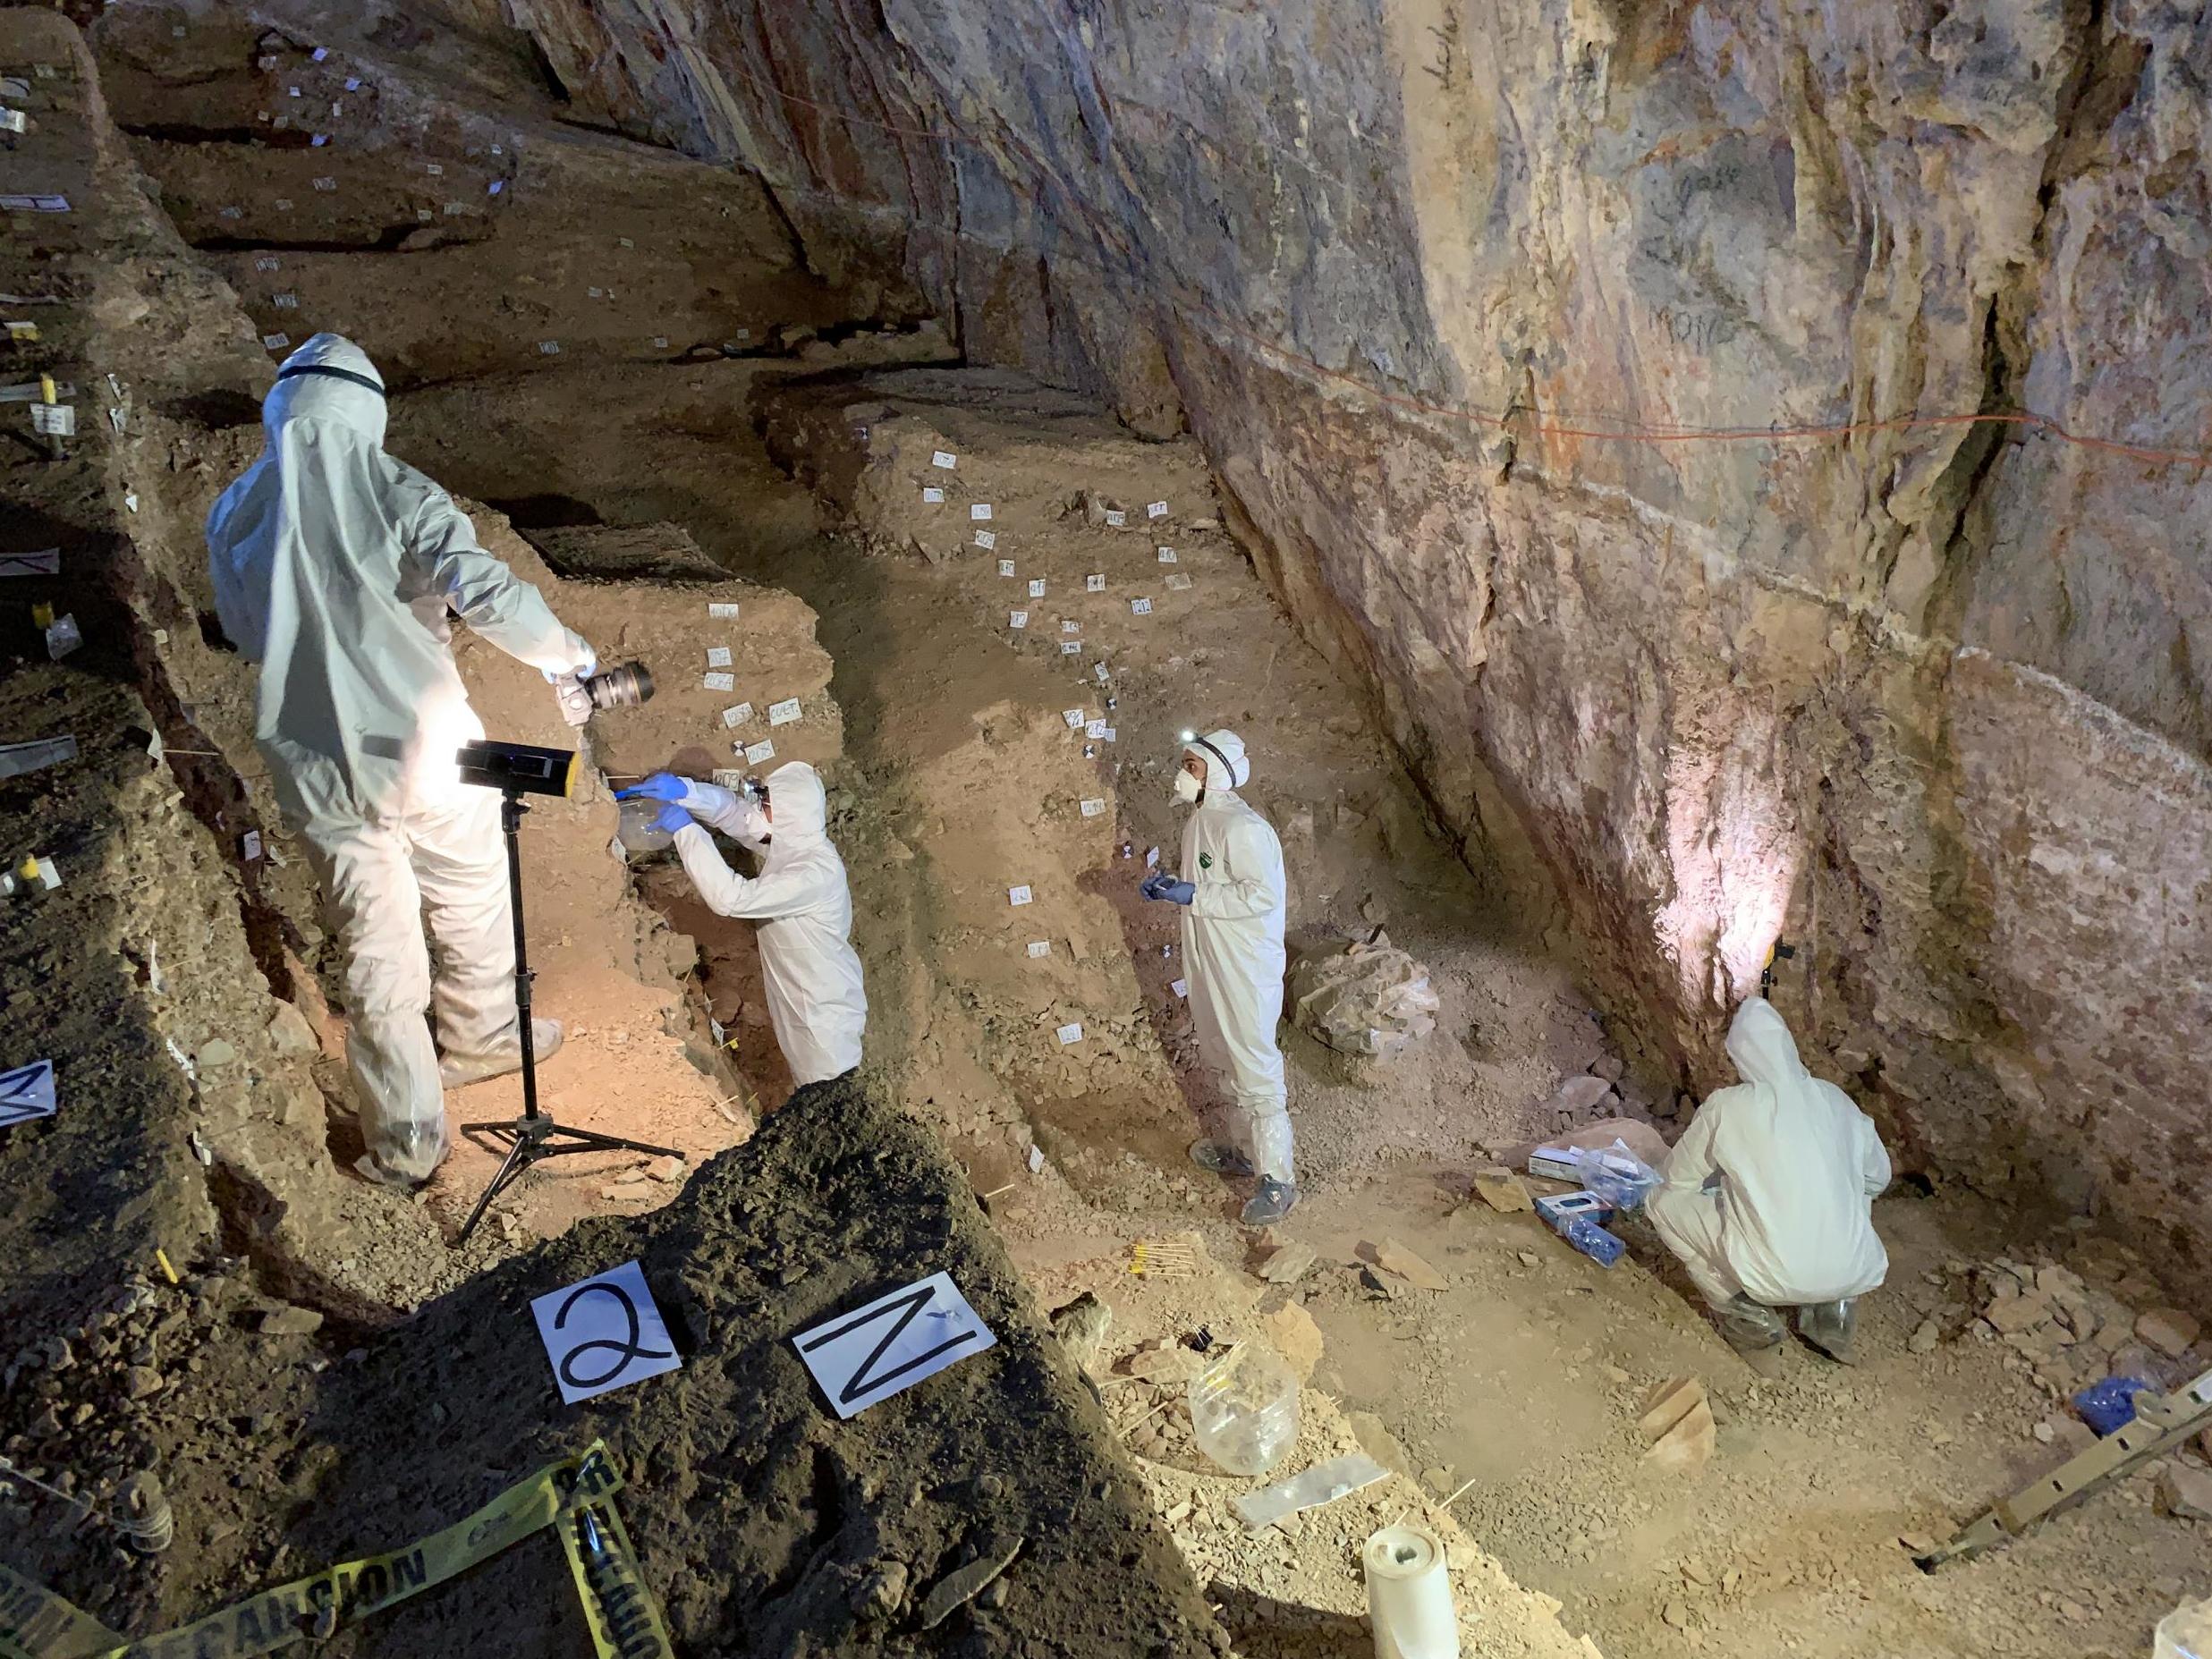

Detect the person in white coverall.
[
  {"left": 1143, "top": 730, "right": 1296, "bottom": 1225},
  {"left": 206, "top": 334, "right": 598, "bottom": 1190},
  {"left": 615, "top": 762, "right": 866, "bottom": 1086},
  {"left": 1648, "top": 996, "right": 1893, "bottom": 1371}
]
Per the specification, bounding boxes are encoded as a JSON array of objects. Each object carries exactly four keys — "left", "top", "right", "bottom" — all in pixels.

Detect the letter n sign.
[{"left": 792, "top": 1272, "right": 997, "bottom": 1418}]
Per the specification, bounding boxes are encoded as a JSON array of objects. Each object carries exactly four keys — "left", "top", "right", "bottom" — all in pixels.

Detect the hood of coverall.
[
  {"left": 764, "top": 761, "right": 827, "bottom": 845},
  {"left": 264, "top": 333, "right": 387, "bottom": 449},
  {"left": 1725, "top": 996, "right": 1808, "bottom": 1091},
  {"left": 1185, "top": 729, "right": 1251, "bottom": 792}
]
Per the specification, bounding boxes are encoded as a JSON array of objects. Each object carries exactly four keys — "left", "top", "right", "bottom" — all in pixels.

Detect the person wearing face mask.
[
  {"left": 615, "top": 762, "right": 866, "bottom": 1088},
  {"left": 1142, "top": 728, "right": 1296, "bottom": 1223}
]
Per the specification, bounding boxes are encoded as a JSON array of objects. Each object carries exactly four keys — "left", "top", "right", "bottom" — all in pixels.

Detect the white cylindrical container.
[{"left": 1363, "top": 1523, "right": 1460, "bottom": 1659}]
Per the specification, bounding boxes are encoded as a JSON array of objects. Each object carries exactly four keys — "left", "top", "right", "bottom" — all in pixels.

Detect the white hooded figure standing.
[
  {"left": 1146, "top": 729, "right": 1296, "bottom": 1224},
  {"left": 1648, "top": 995, "right": 1893, "bottom": 1368},
  {"left": 650, "top": 761, "right": 868, "bottom": 1087},
  {"left": 206, "top": 334, "right": 597, "bottom": 1189}
]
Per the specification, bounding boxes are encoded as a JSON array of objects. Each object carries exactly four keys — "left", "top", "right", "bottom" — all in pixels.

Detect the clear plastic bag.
[
  {"left": 616, "top": 797, "right": 675, "bottom": 856},
  {"left": 1233, "top": 1452, "right": 1387, "bottom": 1529},
  {"left": 1566, "top": 1138, "right": 1661, "bottom": 1209},
  {"left": 2157, "top": 1596, "right": 2212, "bottom": 1659},
  {"left": 1188, "top": 1342, "right": 1300, "bottom": 1477}
]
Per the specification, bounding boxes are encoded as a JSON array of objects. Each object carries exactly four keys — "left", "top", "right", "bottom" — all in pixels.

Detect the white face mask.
[{"left": 1173, "top": 768, "right": 1203, "bottom": 804}]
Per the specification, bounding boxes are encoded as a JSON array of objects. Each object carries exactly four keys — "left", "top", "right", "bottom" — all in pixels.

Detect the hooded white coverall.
[
  {"left": 670, "top": 761, "right": 868, "bottom": 1085},
  {"left": 1179, "top": 732, "right": 1294, "bottom": 1184},
  {"left": 1648, "top": 997, "right": 1892, "bottom": 1313},
  {"left": 206, "top": 334, "right": 593, "bottom": 1182}
]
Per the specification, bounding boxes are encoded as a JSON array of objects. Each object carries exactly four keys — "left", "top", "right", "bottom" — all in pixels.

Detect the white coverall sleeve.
[
  {"left": 404, "top": 487, "right": 585, "bottom": 674},
  {"left": 1659, "top": 1099, "right": 1725, "bottom": 1198},
  {"left": 1857, "top": 1114, "right": 1894, "bottom": 1198},
  {"left": 687, "top": 789, "right": 770, "bottom": 851},
  {"left": 1188, "top": 815, "right": 1284, "bottom": 922},
  {"left": 671, "top": 825, "right": 825, "bottom": 920}
]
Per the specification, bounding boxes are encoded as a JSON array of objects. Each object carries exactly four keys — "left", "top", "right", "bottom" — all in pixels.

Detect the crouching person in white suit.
[{"left": 616, "top": 763, "right": 866, "bottom": 1085}]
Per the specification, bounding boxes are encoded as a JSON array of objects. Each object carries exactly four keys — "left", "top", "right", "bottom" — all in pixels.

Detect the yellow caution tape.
[
  {"left": 0, "top": 1562, "right": 123, "bottom": 1659},
  {"left": 0, "top": 1440, "right": 667, "bottom": 1659},
  {"left": 557, "top": 1493, "right": 674, "bottom": 1659}
]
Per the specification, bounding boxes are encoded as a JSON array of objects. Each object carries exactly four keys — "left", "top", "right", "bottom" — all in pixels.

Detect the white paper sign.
[
  {"left": 311, "top": 176, "right": 336, "bottom": 191},
  {"left": 1080, "top": 799, "right": 1106, "bottom": 817},
  {"left": 1101, "top": 726, "right": 1118, "bottom": 742},
  {"left": 792, "top": 1272, "right": 996, "bottom": 1419},
  {"left": 1026, "top": 940, "right": 1050, "bottom": 958},
  {"left": 1147, "top": 501, "right": 1169, "bottom": 518},
  {"left": 30, "top": 404, "right": 73, "bottom": 436},
  {"left": 0, "top": 110, "right": 23, "bottom": 137},
  {"left": 1146, "top": 846, "right": 1160, "bottom": 869},
  {"left": 274, "top": 292, "right": 298, "bottom": 309},
  {"left": 767, "top": 698, "right": 801, "bottom": 726},
  {"left": 1131, "top": 597, "right": 1153, "bottom": 615},
  {"left": 427, "top": 162, "right": 445, "bottom": 176},
  {"left": 1056, "top": 1022, "right": 1083, "bottom": 1045},
  {"left": 712, "top": 769, "right": 744, "bottom": 789},
  {"left": 720, "top": 703, "right": 752, "bottom": 729},
  {"left": 1009, "top": 611, "right": 1028, "bottom": 629},
  {"left": 703, "top": 672, "right": 735, "bottom": 691},
  {"left": 1061, "top": 708, "right": 1085, "bottom": 729},
  {"left": 1086, "top": 574, "right": 1106, "bottom": 592},
  {"left": 0, "top": 196, "right": 69, "bottom": 213},
  {"left": 311, "top": 47, "right": 329, "bottom": 61},
  {"left": 996, "top": 559, "right": 1015, "bottom": 577},
  {"left": 1172, "top": 978, "right": 1189, "bottom": 999},
  {"left": 1157, "top": 546, "right": 1177, "bottom": 563},
  {"left": 931, "top": 450, "right": 957, "bottom": 470},
  {"left": 970, "top": 504, "right": 993, "bottom": 521},
  {"left": 0, "top": 1059, "right": 57, "bottom": 1129},
  {"left": 1060, "top": 641, "right": 1081, "bottom": 655},
  {"left": 1061, "top": 620, "right": 1080, "bottom": 634},
  {"left": 241, "top": 831, "right": 264, "bottom": 861},
  {"left": 344, "top": 77, "right": 362, "bottom": 91},
  {"left": 975, "top": 530, "right": 997, "bottom": 551},
  {"left": 1165, "top": 573, "right": 1193, "bottom": 590},
  {"left": 262, "top": 333, "right": 291, "bottom": 351},
  {"left": 538, "top": 340, "right": 560, "bottom": 355},
  {"left": 255, "top": 256, "right": 281, "bottom": 273},
  {"left": 1104, "top": 510, "right": 1126, "bottom": 528},
  {"left": 1028, "top": 1144, "right": 1046, "bottom": 1173},
  {"left": 1008, "top": 885, "right": 1033, "bottom": 907},
  {"left": 531, "top": 1259, "right": 681, "bottom": 1404},
  {"left": 1027, "top": 580, "right": 1046, "bottom": 597},
  {"left": 708, "top": 601, "right": 741, "bottom": 619},
  {"left": 744, "top": 739, "right": 776, "bottom": 765},
  {"left": 922, "top": 487, "right": 945, "bottom": 504},
  {"left": 1085, "top": 719, "right": 1107, "bottom": 740},
  {"left": 706, "top": 646, "right": 733, "bottom": 668}
]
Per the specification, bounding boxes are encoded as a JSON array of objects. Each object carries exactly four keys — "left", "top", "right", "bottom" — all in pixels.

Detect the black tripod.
[{"left": 456, "top": 788, "right": 677, "bottom": 1243}]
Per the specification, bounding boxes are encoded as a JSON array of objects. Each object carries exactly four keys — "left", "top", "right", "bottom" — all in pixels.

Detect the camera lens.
[{"left": 584, "top": 661, "right": 655, "bottom": 710}]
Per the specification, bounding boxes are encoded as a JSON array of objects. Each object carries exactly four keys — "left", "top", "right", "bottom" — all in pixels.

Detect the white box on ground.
[
  {"left": 530, "top": 1259, "right": 681, "bottom": 1405},
  {"left": 793, "top": 1271, "right": 996, "bottom": 1419}
]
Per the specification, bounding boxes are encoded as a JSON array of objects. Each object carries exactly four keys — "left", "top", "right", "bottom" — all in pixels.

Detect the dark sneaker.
[
  {"left": 1188, "top": 1138, "right": 1253, "bottom": 1177},
  {"left": 439, "top": 1019, "right": 564, "bottom": 1088},
  {"left": 1241, "top": 1177, "right": 1299, "bottom": 1225}
]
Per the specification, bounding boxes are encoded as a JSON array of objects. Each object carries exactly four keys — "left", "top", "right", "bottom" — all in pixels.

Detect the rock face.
[{"left": 472, "top": 0, "right": 2212, "bottom": 1271}]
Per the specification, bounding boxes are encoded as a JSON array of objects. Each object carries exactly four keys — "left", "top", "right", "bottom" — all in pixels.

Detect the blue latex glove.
[
  {"left": 616, "top": 772, "right": 689, "bottom": 803},
  {"left": 652, "top": 802, "right": 694, "bottom": 834},
  {"left": 1141, "top": 872, "right": 1195, "bottom": 905}
]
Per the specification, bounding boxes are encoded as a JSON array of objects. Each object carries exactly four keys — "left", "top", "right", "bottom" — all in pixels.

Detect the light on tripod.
[{"left": 456, "top": 739, "right": 579, "bottom": 799}]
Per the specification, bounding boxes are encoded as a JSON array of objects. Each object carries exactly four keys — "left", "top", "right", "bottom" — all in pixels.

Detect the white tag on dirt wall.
[
  {"left": 532, "top": 1260, "right": 682, "bottom": 1405},
  {"left": 792, "top": 1271, "right": 996, "bottom": 1419}
]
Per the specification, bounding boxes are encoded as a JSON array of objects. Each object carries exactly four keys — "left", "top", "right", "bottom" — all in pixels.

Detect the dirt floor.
[{"left": 0, "top": 6, "right": 2206, "bottom": 1658}]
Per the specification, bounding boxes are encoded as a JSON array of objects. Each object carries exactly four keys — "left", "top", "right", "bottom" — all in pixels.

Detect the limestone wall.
[{"left": 458, "top": 0, "right": 2212, "bottom": 1273}]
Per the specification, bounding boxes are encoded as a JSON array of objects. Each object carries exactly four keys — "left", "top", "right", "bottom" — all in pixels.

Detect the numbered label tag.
[
  {"left": 30, "top": 403, "right": 73, "bottom": 436},
  {"left": 1008, "top": 885, "right": 1033, "bottom": 907},
  {"left": 744, "top": 739, "right": 776, "bottom": 766},
  {"left": 1104, "top": 509, "right": 1126, "bottom": 528},
  {"left": 706, "top": 646, "right": 732, "bottom": 668},
  {"left": 1056, "top": 1022, "right": 1083, "bottom": 1045},
  {"left": 767, "top": 698, "right": 801, "bottom": 726},
  {"left": 1008, "top": 611, "right": 1028, "bottom": 629},
  {"left": 1060, "top": 641, "right": 1081, "bottom": 655},
  {"left": 922, "top": 487, "right": 945, "bottom": 504},
  {"left": 970, "top": 503, "right": 994, "bottom": 521},
  {"left": 975, "top": 530, "right": 997, "bottom": 551},
  {"left": 720, "top": 703, "right": 752, "bottom": 729},
  {"left": 1131, "top": 597, "right": 1153, "bottom": 615},
  {"left": 0, "top": 1059, "right": 56, "bottom": 1129},
  {"left": 1027, "top": 579, "right": 1047, "bottom": 598},
  {"left": 1157, "top": 546, "right": 1177, "bottom": 563},
  {"left": 1086, "top": 574, "right": 1106, "bottom": 592},
  {"left": 1147, "top": 500, "right": 1169, "bottom": 519},
  {"left": 793, "top": 1272, "right": 996, "bottom": 1419},
  {"left": 996, "top": 558, "right": 1015, "bottom": 578},
  {"left": 1085, "top": 718, "right": 1108, "bottom": 740},
  {"left": 1061, "top": 708, "right": 1085, "bottom": 730},
  {"left": 703, "top": 672, "right": 735, "bottom": 691},
  {"left": 531, "top": 1260, "right": 682, "bottom": 1405},
  {"left": 931, "top": 450, "right": 957, "bottom": 470},
  {"left": 1061, "top": 620, "right": 1080, "bottom": 634},
  {"left": 708, "top": 601, "right": 741, "bottom": 619},
  {"left": 1080, "top": 799, "right": 1106, "bottom": 817},
  {"left": 1025, "top": 940, "right": 1050, "bottom": 958},
  {"left": 1172, "top": 978, "right": 1189, "bottom": 999}
]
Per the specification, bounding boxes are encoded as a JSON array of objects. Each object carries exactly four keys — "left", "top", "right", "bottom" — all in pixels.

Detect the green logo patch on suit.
[{"left": 1199, "top": 851, "right": 1214, "bottom": 870}]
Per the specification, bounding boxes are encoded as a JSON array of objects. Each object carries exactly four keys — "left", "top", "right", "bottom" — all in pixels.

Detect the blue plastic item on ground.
[
  {"left": 1564, "top": 1215, "right": 1625, "bottom": 1268},
  {"left": 2073, "top": 1375, "right": 2154, "bottom": 1436}
]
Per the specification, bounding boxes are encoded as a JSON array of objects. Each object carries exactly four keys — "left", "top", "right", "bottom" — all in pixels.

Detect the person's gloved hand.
[
  {"left": 551, "top": 673, "right": 594, "bottom": 727},
  {"left": 652, "top": 802, "right": 695, "bottom": 835},
  {"left": 615, "top": 772, "right": 690, "bottom": 803},
  {"left": 1141, "top": 871, "right": 1195, "bottom": 905}
]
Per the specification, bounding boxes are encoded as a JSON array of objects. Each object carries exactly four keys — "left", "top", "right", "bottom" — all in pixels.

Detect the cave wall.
[{"left": 457, "top": 0, "right": 2212, "bottom": 1269}]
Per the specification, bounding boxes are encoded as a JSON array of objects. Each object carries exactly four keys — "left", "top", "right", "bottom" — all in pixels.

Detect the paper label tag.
[
  {"left": 931, "top": 450, "right": 957, "bottom": 470},
  {"left": 1104, "top": 510, "right": 1126, "bottom": 528},
  {"left": 1056, "top": 1022, "right": 1083, "bottom": 1045},
  {"left": 0, "top": 111, "right": 26, "bottom": 137},
  {"left": 1080, "top": 799, "right": 1106, "bottom": 817},
  {"left": 1008, "top": 885, "right": 1033, "bottom": 906},
  {"left": 1026, "top": 940, "right": 1050, "bottom": 958},
  {"left": 712, "top": 769, "right": 744, "bottom": 790},
  {"left": 767, "top": 698, "right": 801, "bottom": 726},
  {"left": 1172, "top": 978, "right": 1189, "bottom": 999},
  {"left": 1009, "top": 611, "right": 1028, "bottom": 629},
  {"left": 1157, "top": 546, "right": 1177, "bottom": 563},
  {"left": 792, "top": 1271, "right": 996, "bottom": 1420},
  {"left": 261, "top": 333, "right": 291, "bottom": 351},
  {"left": 254, "top": 256, "right": 281, "bottom": 272},
  {"left": 30, "top": 403, "right": 73, "bottom": 436},
  {"left": 744, "top": 739, "right": 776, "bottom": 765},
  {"left": 975, "top": 530, "right": 997, "bottom": 551},
  {"left": 708, "top": 601, "right": 740, "bottom": 619},
  {"left": 427, "top": 162, "right": 445, "bottom": 175},
  {"left": 970, "top": 503, "right": 994, "bottom": 521},
  {"left": 1062, "top": 620, "right": 1080, "bottom": 634},
  {"left": 311, "top": 175, "right": 336, "bottom": 190},
  {"left": 1062, "top": 708, "right": 1085, "bottom": 729},
  {"left": 1085, "top": 574, "right": 1106, "bottom": 592},
  {"left": 1165, "top": 572, "right": 1193, "bottom": 590},
  {"left": 1027, "top": 580, "right": 1047, "bottom": 598},
  {"left": 310, "top": 134, "right": 328, "bottom": 148},
  {"left": 1059, "top": 641, "right": 1081, "bottom": 655},
  {"left": 721, "top": 703, "right": 753, "bottom": 729},
  {"left": 344, "top": 77, "right": 362, "bottom": 91},
  {"left": 1147, "top": 501, "right": 1169, "bottom": 518},
  {"left": 703, "top": 672, "right": 735, "bottom": 691},
  {"left": 0, "top": 1066, "right": 55, "bottom": 1132},
  {"left": 538, "top": 340, "right": 560, "bottom": 355},
  {"left": 997, "top": 559, "right": 1015, "bottom": 577},
  {"left": 0, "top": 196, "right": 71, "bottom": 213},
  {"left": 922, "top": 487, "right": 945, "bottom": 504},
  {"left": 488, "top": 180, "right": 504, "bottom": 195},
  {"left": 311, "top": 46, "right": 329, "bottom": 61},
  {"left": 1101, "top": 726, "right": 1117, "bottom": 742},
  {"left": 1146, "top": 846, "right": 1160, "bottom": 869},
  {"left": 532, "top": 1260, "right": 682, "bottom": 1404},
  {"left": 241, "top": 831, "right": 264, "bottom": 861},
  {"left": 706, "top": 646, "right": 733, "bottom": 668},
  {"left": 274, "top": 293, "right": 298, "bottom": 309},
  {"left": 1131, "top": 597, "right": 1153, "bottom": 614},
  {"left": 1086, "top": 719, "right": 1108, "bottom": 740}
]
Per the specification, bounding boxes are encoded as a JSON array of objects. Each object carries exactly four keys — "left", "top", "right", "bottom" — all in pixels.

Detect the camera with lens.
[{"left": 580, "top": 660, "right": 655, "bottom": 710}]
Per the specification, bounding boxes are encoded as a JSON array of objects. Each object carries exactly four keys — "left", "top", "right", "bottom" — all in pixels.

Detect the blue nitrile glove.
[
  {"left": 652, "top": 802, "right": 695, "bottom": 835},
  {"left": 616, "top": 772, "right": 690, "bottom": 803},
  {"left": 1141, "top": 872, "right": 1195, "bottom": 905}
]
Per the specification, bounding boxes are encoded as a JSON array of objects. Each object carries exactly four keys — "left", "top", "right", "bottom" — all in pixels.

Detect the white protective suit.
[
  {"left": 1648, "top": 997, "right": 1893, "bottom": 1309},
  {"left": 1178, "top": 732, "right": 1294, "bottom": 1183},
  {"left": 206, "top": 334, "right": 593, "bottom": 1182},
  {"left": 670, "top": 761, "right": 868, "bottom": 1085}
]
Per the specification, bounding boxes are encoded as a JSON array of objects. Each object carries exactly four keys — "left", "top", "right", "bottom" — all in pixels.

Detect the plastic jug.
[
  {"left": 1188, "top": 1342, "right": 1300, "bottom": 1477},
  {"left": 2157, "top": 1597, "right": 2212, "bottom": 1659}
]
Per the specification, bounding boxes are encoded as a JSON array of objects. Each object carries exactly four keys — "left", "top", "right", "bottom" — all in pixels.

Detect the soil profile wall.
[{"left": 420, "top": 0, "right": 2212, "bottom": 1276}]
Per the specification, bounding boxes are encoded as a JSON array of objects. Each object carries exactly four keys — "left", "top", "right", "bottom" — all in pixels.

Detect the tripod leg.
[{"left": 456, "top": 1128, "right": 535, "bottom": 1243}]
